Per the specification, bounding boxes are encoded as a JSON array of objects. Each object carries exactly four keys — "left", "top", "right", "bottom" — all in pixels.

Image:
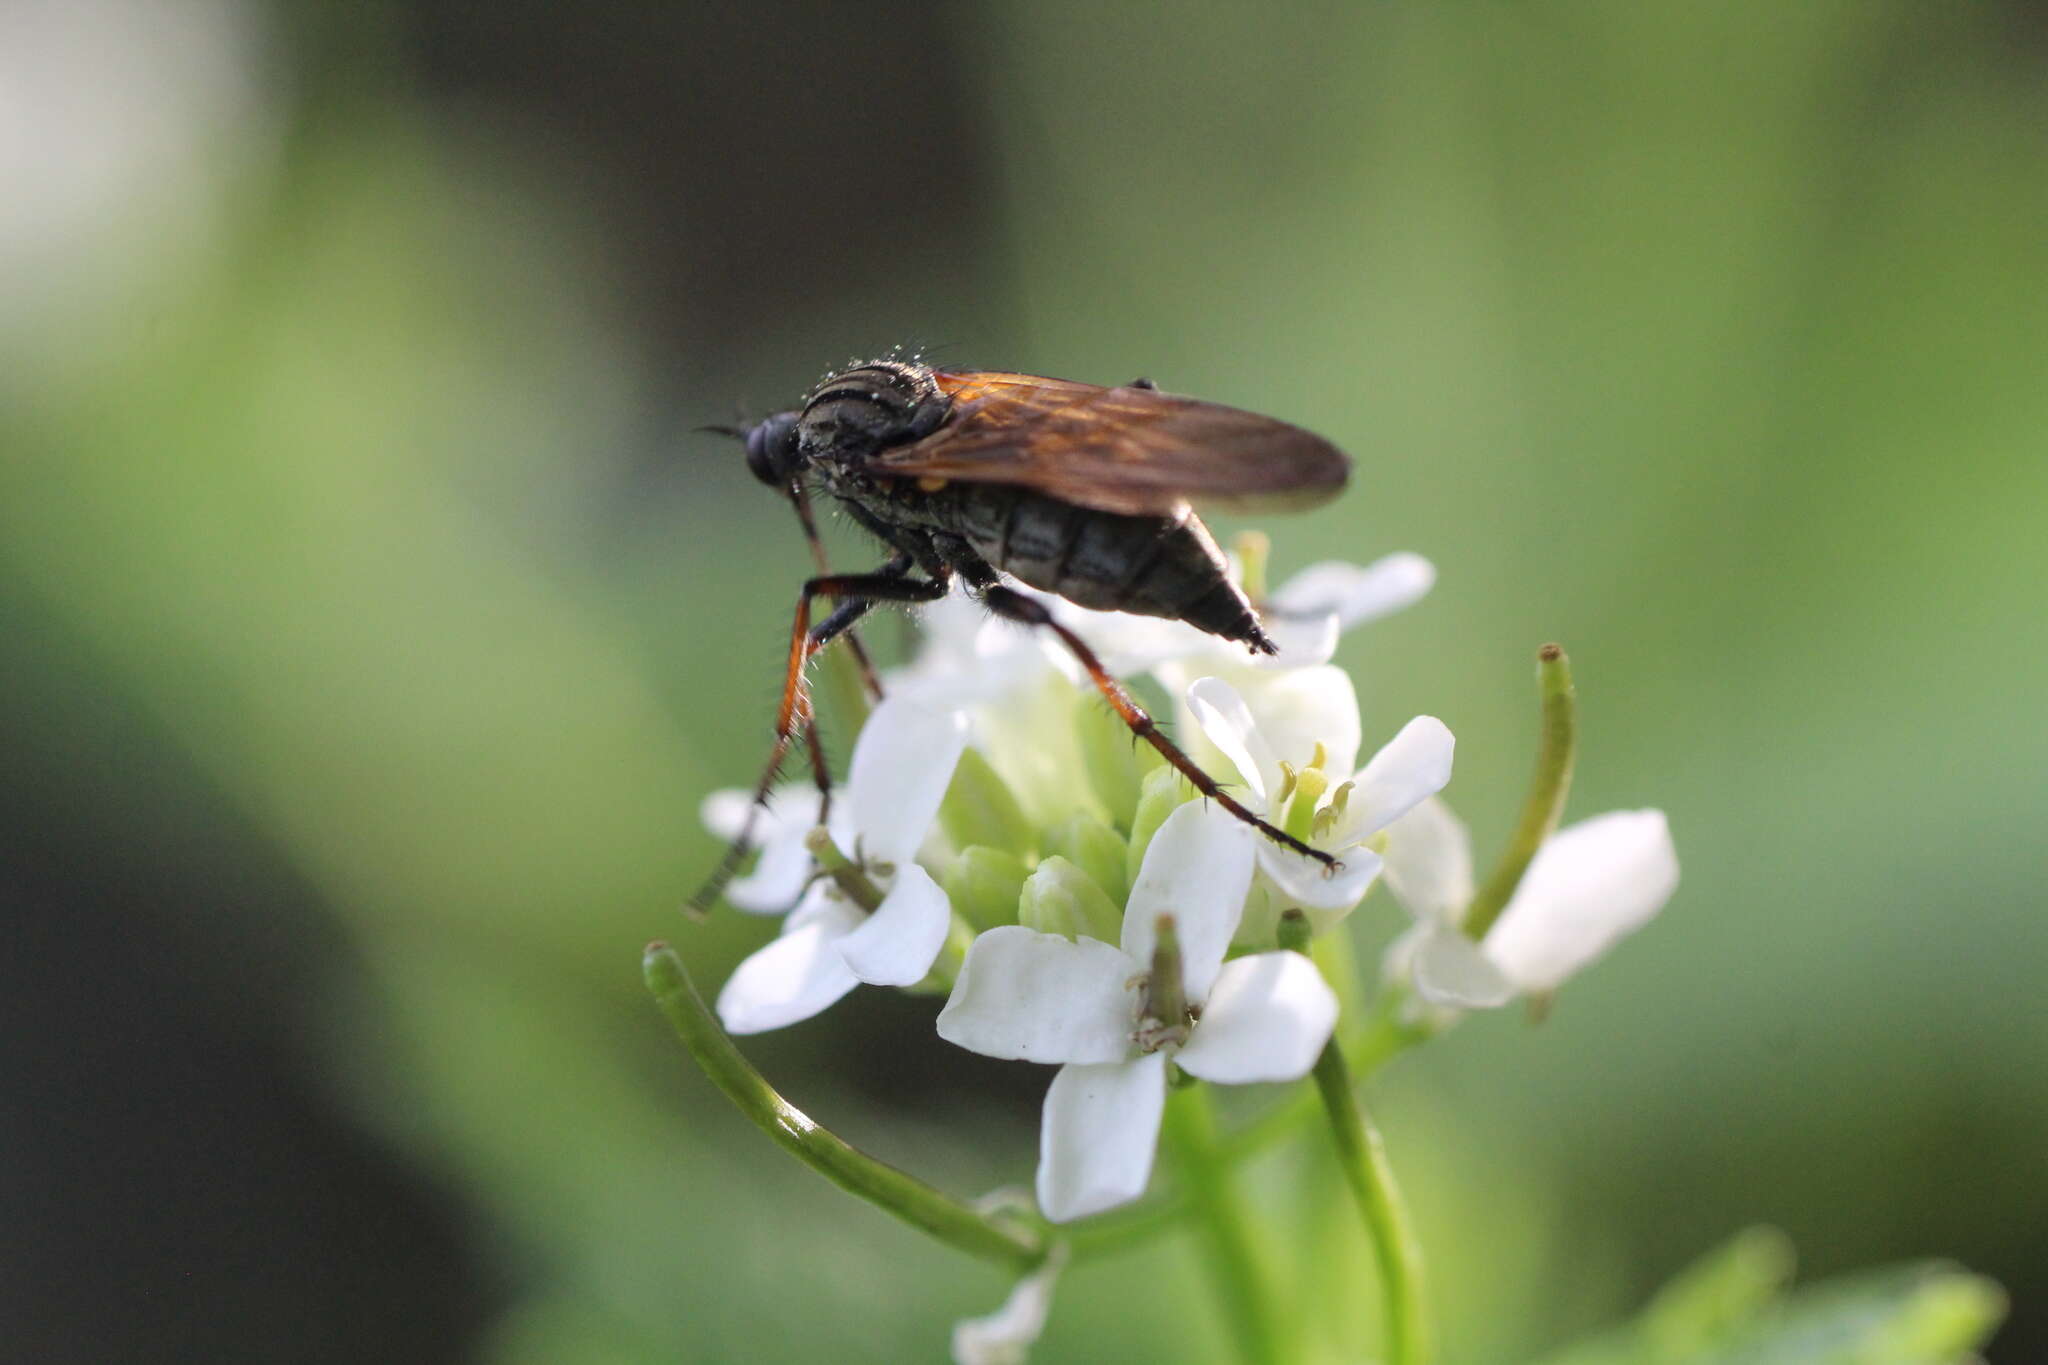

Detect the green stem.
[
  {"left": 1464, "top": 644, "right": 1577, "bottom": 939},
  {"left": 1221, "top": 1001, "right": 1424, "bottom": 1166},
  {"left": 1071, "top": 1002, "right": 1430, "bottom": 1266},
  {"left": 642, "top": 942, "right": 1045, "bottom": 1272},
  {"left": 1063, "top": 1185, "right": 1189, "bottom": 1262},
  {"left": 1163, "top": 1083, "right": 1293, "bottom": 1364},
  {"left": 1311, "top": 1039, "right": 1430, "bottom": 1365}
]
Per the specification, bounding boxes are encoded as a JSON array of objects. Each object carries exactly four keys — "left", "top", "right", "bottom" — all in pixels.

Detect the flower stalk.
[
  {"left": 1464, "top": 643, "right": 1577, "bottom": 939},
  {"left": 1310, "top": 1036, "right": 1430, "bottom": 1365},
  {"left": 1162, "top": 1082, "right": 1291, "bottom": 1364},
  {"left": 643, "top": 941, "right": 1046, "bottom": 1272}
]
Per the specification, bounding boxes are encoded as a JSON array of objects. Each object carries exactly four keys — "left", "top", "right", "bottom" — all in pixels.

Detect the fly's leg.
[
  {"left": 955, "top": 565, "right": 1337, "bottom": 871},
  {"left": 787, "top": 482, "right": 884, "bottom": 701},
  {"left": 686, "top": 558, "right": 950, "bottom": 916}
]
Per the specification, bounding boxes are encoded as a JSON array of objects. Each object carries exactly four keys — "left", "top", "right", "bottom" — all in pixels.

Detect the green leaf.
[
  {"left": 1533, "top": 1229, "right": 2004, "bottom": 1365},
  {"left": 1639, "top": 1226, "right": 1796, "bottom": 1359},
  {"left": 1706, "top": 1261, "right": 2005, "bottom": 1365}
]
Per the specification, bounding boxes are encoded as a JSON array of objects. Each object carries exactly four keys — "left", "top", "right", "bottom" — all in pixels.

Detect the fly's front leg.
[
  {"left": 687, "top": 558, "right": 951, "bottom": 916},
  {"left": 787, "top": 482, "right": 884, "bottom": 701}
]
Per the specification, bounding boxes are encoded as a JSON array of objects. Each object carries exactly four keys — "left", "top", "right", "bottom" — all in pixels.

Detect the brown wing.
[{"left": 861, "top": 370, "right": 1351, "bottom": 517}]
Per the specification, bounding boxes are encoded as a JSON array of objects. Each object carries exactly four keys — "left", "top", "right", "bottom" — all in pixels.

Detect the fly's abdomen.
[{"left": 949, "top": 485, "right": 1266, "bottom": 648}]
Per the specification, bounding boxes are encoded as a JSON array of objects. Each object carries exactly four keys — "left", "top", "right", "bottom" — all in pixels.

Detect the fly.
[{"left": 691, "top": 358, "right": 1352, "bottom": 913}]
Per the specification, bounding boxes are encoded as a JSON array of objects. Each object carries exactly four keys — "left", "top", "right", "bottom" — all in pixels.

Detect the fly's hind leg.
[{"left": 940, "top": 540, "right": 1337, "bottom": 871}]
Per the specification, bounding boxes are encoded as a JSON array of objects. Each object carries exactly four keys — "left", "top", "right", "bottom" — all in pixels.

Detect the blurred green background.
[{"left": 3, "top": 2, "right": 2043, "bottom": 1361}]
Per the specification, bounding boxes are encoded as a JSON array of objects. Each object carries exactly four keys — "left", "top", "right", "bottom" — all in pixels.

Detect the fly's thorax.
[{"left": 797, "top": 359, "right": 951, "bottom": 467}]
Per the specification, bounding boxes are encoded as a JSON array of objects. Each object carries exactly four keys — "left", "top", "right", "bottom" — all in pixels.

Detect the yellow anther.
[
  {"left": 1276, "top": 761, "right": 1298, "bottom": 804},
  {"left": 1309, "top": 740, "right": 1329, "bottom": 773}
]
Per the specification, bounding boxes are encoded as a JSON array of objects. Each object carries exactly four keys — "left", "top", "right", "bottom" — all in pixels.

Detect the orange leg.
[
  {"left": 980, "top": 584, "right": 1337, "bottom": 870},
  {"left": 686, "top": 564, "right": 948, "bottom": 916}
]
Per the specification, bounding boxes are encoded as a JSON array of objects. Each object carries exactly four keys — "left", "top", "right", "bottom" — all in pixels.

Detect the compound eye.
[{"left": 744, "top": 413, "right": 800, "bottom": 487}]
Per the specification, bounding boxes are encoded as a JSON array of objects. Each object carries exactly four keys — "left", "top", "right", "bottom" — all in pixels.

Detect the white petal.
[
  {"left": 1482, "top": 810, "right": 1679, "bottom": 992},
  {"left": 1036, "top": 586, "right": 1220, "bottom": 678},
  {"left": 1257, "top": 841, "right": 1384, "bottom": 912},
  {"left": 1378, "top": 920, "right": 1433, "bottom": 987},
  {"left": 699, "top": 785, "right": 824, "bottom": 915},
  {"left": 837, "top": 863, "right": 952, "bottom": 986},
  {"left": 951, "top": 1249, "right": 1066, "bottom": 1365},
  {"left": 1213, "top": 666, "right": 1364, "bottom": 784},
  {"left": 1270, "top": 553, "right": 1436, "bottom": 629},
  {"left": 1410, "top": 924, "right": 1517, "bottom": 1009},
  {"left": 1184, "top": 677, "right": 1277, "bottom": 806},
  {"left": 1036, "top": 1055, "right": 1168, "bottom": 1222},
  {"left": 891, "top": 583, "right": 1055, "bottom": 709},
  {"left": 700, "top": 782, "right": 821, "bottom": 842},
  {"left": 725, "top": 826, "right": 820, "bottom": 916},
  {"left": 937, "top": 927, "right": 1137, "bottom": 1065},
  {"left": 1254, "top": 610, "right": 1340, "bottom": 669},
  {"left": 1175, "top": 952, "right": 1337, "bottom": 1084},
  {"left": 715, "top": 890, "right": 864, "bottom": 1034},
  {"left": 1331, "top": 716, "right": 1455, "bottom": 845},
  {"left": 1380, "top": 796, "right": 1475, "bottom": 927},
  {"left": 698, "top": 787, "right": 758, "bottom": 842},
  {"left": 831, "top": 696, "right": 970, "bottom": 865},
  {"left": 1121, "top": 802, "right": 1255, "bottom": 1003}
]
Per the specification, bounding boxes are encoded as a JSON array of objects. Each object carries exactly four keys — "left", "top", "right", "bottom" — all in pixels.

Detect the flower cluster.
[{"left": 699, "top": 539, "right": 1678, "bottom": 1361}]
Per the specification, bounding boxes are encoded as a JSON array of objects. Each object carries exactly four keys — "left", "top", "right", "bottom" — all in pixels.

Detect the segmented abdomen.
[{"left": 943, "top": 484, "right": 1263, "bottom": 647}]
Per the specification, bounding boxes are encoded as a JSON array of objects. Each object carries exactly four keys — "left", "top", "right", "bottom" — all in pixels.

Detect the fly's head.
[{"left": 740, "top": 410, "right": 805, "bottom": 490}]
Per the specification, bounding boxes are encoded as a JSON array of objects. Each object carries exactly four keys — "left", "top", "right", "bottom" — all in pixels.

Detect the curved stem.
[
  {"left": 1163, "top": 1082, "right": 1293, "bottom": 1364},
  {"left": 1464, "top": 644, "right": 1577, "bottom": 939},
  {"left": 1063, "top": 1185, "right": 1188, "bottom": 1262},
  {"left": 1221, "top": 1002, "right": 1424, "bottom": 1165},
  {"left": 1311, "top": 1039, "right": 1430, "bottom": 1365},
  {"left": 643, "top": 942, "right": 1045, "bottom": 1272}
]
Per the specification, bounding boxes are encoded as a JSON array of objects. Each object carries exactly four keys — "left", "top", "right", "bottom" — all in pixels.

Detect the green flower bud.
[
  {"left": 939, "top": 746, "right": 1036, "bottom": 859},
  {"left": 1042, "top": 811, "right": 1130, "bottom": 906},
  {"left": 1018, "top": 856, "right": 1122, "bottom": 943},
  {"left": 943, "top": 845, "right": 1032, "bottom": 931},
  {"left": 1075, "top": 700, "right": 1146, "bottom": 832},
  {"left": 1125, "top": 765, "right": 1197, "bottom": 888}
]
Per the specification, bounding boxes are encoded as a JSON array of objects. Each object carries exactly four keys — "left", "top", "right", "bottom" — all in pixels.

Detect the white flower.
[
  {"left": 715, "top": 697, "right": 968, "bottom": 1033},
  {"left": 699, "top": 784, "right": 821, "bottom": 914},
  {"left": 936, "top": 802, "right": 1339, "bottom": 1221},
  {"left": 1184, "top": 674, "right": 1455, "bottom": 914},
  {"left": 950, "top": 1246, "right": 1067, "bottom": 1365},
  {"left": 1266, "top": 553, "right": 1438, "bottom": 634},
  {"left": 889, "top": 580, "right": 1055, "bottom": 711},
  {"left": 1382, "top": 800, "right": 1680, "bottom": 1008},
  {"left": 1036, "top": 551, "right": 1436, "bottom": 680}
]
